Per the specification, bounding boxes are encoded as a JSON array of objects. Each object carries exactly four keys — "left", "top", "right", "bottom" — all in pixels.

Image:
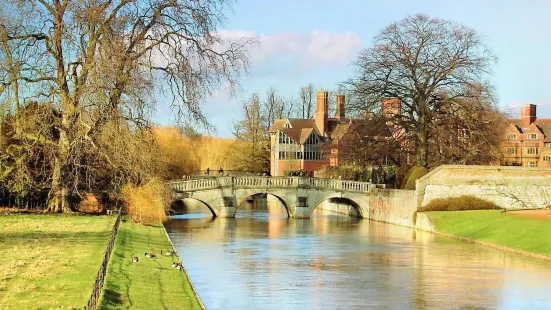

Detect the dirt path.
[{"left": 506, "top": 209, "right": 551, "bottom": 220}]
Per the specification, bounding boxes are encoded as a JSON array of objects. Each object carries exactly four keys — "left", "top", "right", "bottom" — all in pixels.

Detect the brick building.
[
  {"left": 268, "top": 91, "right": 353, "bottom": 176},
  {"left": 502, "top": 104, "right": 551, "bottom": 167},
  {"left": 268, "top": 91, "right": 404, "bottom": 176}
]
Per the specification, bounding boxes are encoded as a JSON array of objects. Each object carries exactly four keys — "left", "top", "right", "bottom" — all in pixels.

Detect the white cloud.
[{"left": 217, "top": 29, "right": 363, "bottom": 74}]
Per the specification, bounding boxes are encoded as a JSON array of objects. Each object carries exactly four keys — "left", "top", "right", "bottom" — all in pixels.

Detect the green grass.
[
  {"left": 99, "top": 219, "right": 202, "bottom": 309},
  {"left": 426, "top": 210, "right": 551, "bottom": 256},
  {"left": 0, "top": 214, "right": 115, "bottom": 309}
]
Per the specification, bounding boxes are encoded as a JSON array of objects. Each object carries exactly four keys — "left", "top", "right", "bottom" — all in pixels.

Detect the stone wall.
[
  {"left": 367, "top": 189, "right": 417, "bottom": 227},
  {"left": 416, "top": 165, "right": 551, "bottom": 209},
  {"left": 317, "top": 200, "right": 360, "bottom": 217}
]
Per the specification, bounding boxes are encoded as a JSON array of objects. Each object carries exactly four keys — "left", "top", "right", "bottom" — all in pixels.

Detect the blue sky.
[{"left": 155, "top": 0, "right": 551, "bottom": 137}]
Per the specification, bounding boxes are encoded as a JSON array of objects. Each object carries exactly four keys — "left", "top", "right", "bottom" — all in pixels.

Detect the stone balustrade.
[{"left": 168, "top": 176, "right": 380, "bottom": 193}]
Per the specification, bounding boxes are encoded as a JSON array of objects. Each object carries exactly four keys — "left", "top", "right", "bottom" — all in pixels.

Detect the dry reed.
[{"left": 121, "top": 178, "right": 171, "bottom": 224}]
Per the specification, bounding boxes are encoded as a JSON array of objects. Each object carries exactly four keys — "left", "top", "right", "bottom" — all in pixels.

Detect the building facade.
[
  {"left": 502, "top": 104, "right": 551, "bottom": 167},
  {"left": 268, "top": 91, "right": 353, "bottom": 176}
]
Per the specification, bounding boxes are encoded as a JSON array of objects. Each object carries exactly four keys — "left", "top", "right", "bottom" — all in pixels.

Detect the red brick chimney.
[
  {"left": 520, "top": 104, "right": 537, "bottom": 128},
  {"left": 315, "top": 91, "right": 328, "bottom": 136},
  {"left": 382, "top": 98, "right": 401, "bottom": 118},
  {"left": 336, "top": 94, "right": 345, "bottom": 120}
]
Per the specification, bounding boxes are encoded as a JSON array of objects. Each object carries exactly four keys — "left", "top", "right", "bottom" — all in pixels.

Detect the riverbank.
[
  {"left": 425, "top": 210, "right": 551, "bottom": 258},
  {"left": 99, "top": 218, "right": 202, "bottom": 309},
  {"left": 0, "top": 214, "right": 114, "bottom": 309}
]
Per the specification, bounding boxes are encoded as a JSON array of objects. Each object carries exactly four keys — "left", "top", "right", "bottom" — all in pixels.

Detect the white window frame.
[
  {"left": 507, "top": 134, "right": 517, "bottom": 140},
  {"left": 506, "top": 147, "right": 516, "bottom": 155},
  {"left": 527, "top": 133, "right": 538, "bottom": 140},
  {"left": 526, "top": 147, "right": 539, "bottom": 155}
]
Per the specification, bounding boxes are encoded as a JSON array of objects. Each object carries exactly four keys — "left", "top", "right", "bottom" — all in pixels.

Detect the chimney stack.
[
  {"left": 520, "top": 104, "right": 537, "bottom": 128},
  {"left": 336, "top": 94, "right": 345, "bottom": 120},
  {"left": 315, "top": 91, "right": 328, "bottom": 136}
]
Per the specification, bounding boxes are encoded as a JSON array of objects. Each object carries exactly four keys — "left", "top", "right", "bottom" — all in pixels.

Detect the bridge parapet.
[{"left": 169, "top": 176, "right": 381, "bottom": 193}]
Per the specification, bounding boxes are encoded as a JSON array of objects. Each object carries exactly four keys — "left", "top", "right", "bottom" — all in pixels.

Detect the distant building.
[
  {"left": 268, "top": 91, "right": 352, "bottom": 176},
  {"left": 268, "top": 91, "right": 404, "bottom": 176},
  {"left": 502, "top": 104, "right": 551, "bottom": 167}
]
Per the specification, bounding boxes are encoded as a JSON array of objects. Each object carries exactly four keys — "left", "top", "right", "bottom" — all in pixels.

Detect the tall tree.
[
  {"left": 0, "top": 0, "right": 252, "bottom": 212},
  {"left": 264, "top": 87, "right": 293, "bottom": 126},
  {"left": 345, "top": 14, "right": 497, "bottom": 168},
  {"left": 299, "top": 83, "right": 315, "bottom": 119},
  {"left": 232, "top": 93, "right": 269, "bottom": 173}
]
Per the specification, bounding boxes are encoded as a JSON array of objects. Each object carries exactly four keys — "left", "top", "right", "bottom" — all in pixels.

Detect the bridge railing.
[{"left": 169, "top": 176, "right": 381, "bottom": 193}]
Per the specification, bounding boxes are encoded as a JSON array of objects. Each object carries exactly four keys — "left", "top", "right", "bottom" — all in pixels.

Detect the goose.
[
  {"left": 171, "top": 262, "right": 179, "bottom": 268},
  {"left": 165, "top": 250, "right": 174, "bottom": 256},
  {"left": 176, "top": 264, "right": 183, "bottom": 271},
  {"left": 131, "top": 257, "right": 139, "bottom": 263},
  {"left": 144, "top": 252, "right": 156, "bottom": 258}
]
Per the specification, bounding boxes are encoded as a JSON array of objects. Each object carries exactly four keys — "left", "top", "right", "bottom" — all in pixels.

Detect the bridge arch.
[
  {"left": 309, "top": 195, "right": 366, "bottom": 218},
  {"left": 235, "top": 192, "right": 291, "bottom": 217},
  {"left": 172, "top": 197, "right": 218, "bottom": 218}
]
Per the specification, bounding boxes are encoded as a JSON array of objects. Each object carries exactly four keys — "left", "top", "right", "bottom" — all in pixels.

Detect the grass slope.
[
  {"left": 0, "top": 214, "right": 114, "bottom": 309},
  {"left": 426, "top": 210, "right": 551, "bottom": 256},
  {"left": 99, "top": 219, "right": 201, "bottom": 309}
]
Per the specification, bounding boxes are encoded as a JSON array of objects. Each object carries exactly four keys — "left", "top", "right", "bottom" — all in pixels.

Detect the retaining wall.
[
  {"left": 368, "top": 189, "right": 418, "bottom": 227},
  {"left": 416, "top": 165, "right": 551, "bottom": 209}
]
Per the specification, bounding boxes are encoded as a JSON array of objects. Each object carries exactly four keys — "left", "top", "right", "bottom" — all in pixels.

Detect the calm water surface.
[{"left": 166, "top": 201, "right": 551, "bottom": 310}]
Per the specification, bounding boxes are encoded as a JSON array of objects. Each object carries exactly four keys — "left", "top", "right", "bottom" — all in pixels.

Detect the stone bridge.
[{"left": 168, "top": 176, "right": 386, "bottom": 219}]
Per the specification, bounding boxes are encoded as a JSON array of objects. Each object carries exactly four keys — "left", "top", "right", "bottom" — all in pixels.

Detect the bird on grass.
[
  {"left": 164, "top": 250, "right": 175, "bottom": 256},
  {"left": 144, "top": 252, "right": 156, "bottom": 258},
  {"left": 172, "top": 262, "right": 183, "bottom": 270},
  {"left": 131, "top": 257, "right": 139, "bottom": 263}
]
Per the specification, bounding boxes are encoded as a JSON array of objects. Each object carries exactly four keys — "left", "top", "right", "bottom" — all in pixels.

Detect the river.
[{"left": 166, "top": 200, "right": 551, "bottom": 309}]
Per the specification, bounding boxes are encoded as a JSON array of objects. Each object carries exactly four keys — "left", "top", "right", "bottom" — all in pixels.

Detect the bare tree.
[
  {"left": 233, "top": 93, "right": 269, "bottom": 173},
  {"left": 0, "top": 0, "right": 252, "bottom": 212},
  {"left": 344, "top": 14, "right": 497, "bottom": 168},
  {"left": 333, "top": 116, "right": 403, "bottom": 167},
  {"left": 299, "top": 83, "right": 315, "bottom": 119},
  {"left": 264, "top": 87, "right": 294, "bottom": 126}
]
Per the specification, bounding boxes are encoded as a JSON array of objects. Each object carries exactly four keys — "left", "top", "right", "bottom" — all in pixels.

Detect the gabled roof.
[
  {"left": 269, "top": 118, "right": 323, "bottom": 144},
  {"left": 509, "top": 118, "right": 551, "bottom": 142}
]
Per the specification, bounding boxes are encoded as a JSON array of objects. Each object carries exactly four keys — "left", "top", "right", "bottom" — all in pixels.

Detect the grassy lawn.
[
  {"left": 0, "top": 214, "right": 115, "bottom": 309},
  {"left": 426, "top": 210, "right": 551, "bottom": 256},
  {"left": 99, "top": 219, "right": 202, "bottom": 309}
]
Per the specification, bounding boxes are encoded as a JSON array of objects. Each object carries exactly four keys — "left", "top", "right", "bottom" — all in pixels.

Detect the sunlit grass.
[
  {"left": 0, "top": 214, "right": 115, "bottom": 309},
  {"left": 426, "top": 210, "right": 551, "bottom": 256},
  {"left": 99, "top": 219, "right": 201, "bottom": 309}
]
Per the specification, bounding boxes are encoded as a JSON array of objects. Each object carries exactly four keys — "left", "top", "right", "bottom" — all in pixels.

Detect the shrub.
[
  {"left": 121, "top": 178, "right": 172, "bottom": 225},
  {"left": 418, "top": 195, "right": 501, "bottom": 212},
  {"left": 401, "top": 165, "right": 428, "bottom": 190},
  {"left": 395, "top": 164, "right": 412, "bottom": 189}
]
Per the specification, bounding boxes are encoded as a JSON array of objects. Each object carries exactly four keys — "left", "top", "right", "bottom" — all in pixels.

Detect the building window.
[
  {"left": 544, "top": 156, "right": 551, "bottom": 162},
  {"left": 526, "top": 147, "right": 539, "bottom": 155},
  {"left": 527, "top": 161, "right": 537, "bottom": 167},
  {"left": 506, "top": 147, "right": 517, "bottom": 155},
  {"left": 527, "top": 133, "right": 537, "bottom": 140},
  {"left": 305, "top": 133, "right": 318, "bottom": 145},
  {"left": 278, "top": 131, "right": 295, "bottom": 144},
  {"left": 507, "top": 134, "right": 517, "bottom": 140},
  {"left": 545, "top": 143, "right": 551, "bottom": 148}
]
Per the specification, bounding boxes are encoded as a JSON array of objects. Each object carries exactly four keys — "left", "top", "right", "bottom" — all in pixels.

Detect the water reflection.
[{"left": 167, "top": 199, "right": 551, "bottom": 310}]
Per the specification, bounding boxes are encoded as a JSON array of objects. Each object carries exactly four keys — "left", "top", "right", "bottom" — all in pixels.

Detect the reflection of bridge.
[{"left": 169, "top": 177, "right": 386, "bottom": 219}]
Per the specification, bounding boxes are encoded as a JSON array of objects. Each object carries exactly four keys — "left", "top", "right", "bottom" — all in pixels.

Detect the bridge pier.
[
  {"left": 218, "top": 196, "right": 237, "bottom": 218},
  {"left": 292, "top": 197, "right": 311, "bottom": 219}
]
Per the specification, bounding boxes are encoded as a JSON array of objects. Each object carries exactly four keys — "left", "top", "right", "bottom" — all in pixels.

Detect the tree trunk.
[
  {"left": 416, "top": 123, "right": 429, "bottom": 168},
  {"left": 45, "top": 127, "right": 73, "bottom": 213}
]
